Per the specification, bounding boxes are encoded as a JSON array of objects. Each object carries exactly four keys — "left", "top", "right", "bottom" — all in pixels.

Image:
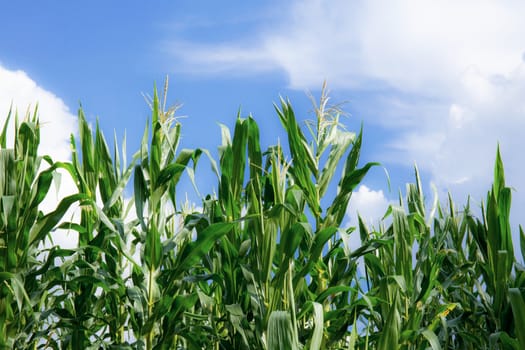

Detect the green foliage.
[{"left": 1, "top": 81, "right": 524, "bottom": 349}]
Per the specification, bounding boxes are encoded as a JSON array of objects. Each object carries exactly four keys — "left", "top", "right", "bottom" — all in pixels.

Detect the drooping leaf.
[{"left": 29, "top": 193, "right": 89, "bottom": 245}]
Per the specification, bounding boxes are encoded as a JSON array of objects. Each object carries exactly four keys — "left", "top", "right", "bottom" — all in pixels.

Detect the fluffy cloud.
[
  {"left": 345, "top": 185, "right": 391, "bottom": 228},
  {"left": 0, "top": 65, "right": 79, "bottom": 248},
  {"left": 167, "top": 1, "right": 525, "bottom": 90},
  {"left": 390, "top": 62, "right": 525, "bottom": 213},
  {"left": 166, "top": 0, "right": 525, "bottom": 236},
  {"left": 343, "top": 185, "right": 392, "bottom": 251},
  {"left": 0, "top": 66, "right": 76, "bottom": 161}
]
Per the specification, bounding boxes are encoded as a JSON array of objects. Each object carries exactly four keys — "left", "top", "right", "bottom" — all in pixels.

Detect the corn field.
[{"left": 1, "top": 84, "right": 525, "bottom": 349}]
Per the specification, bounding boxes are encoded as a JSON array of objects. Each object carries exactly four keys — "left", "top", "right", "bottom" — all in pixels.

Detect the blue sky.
[{"left": 1, "top": 1, "right": 525, "bottom": 247}]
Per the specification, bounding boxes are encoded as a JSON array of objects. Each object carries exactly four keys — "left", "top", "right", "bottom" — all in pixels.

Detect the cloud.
[
  {"left": 0, "top": 66, "right": 76, "bottom": 161},
  {"left": 346, "top": 185, "right": 391, "bottom": 228},
  {"left": 164, "top": 41, "right": 278, "bottom": 76},
  {"left": 343, "top": 185, "right": 392, "bottom": 252},
  {"left": 391, "top": 64, "right": 525, "bottom": 202},
  {"left": 167, "top": 1, "right": 525, "bottom": 90},
  {"left": 0, "top": 65, "right": 79, "bottom": 248},
  {"left": 165, "top": 0, "right": 525, "bottom": 236}
]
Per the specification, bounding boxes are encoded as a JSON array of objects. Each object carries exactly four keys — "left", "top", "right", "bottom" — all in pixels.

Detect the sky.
[{"left": 1, "top": 1, "right": 525, "bottom": 250}]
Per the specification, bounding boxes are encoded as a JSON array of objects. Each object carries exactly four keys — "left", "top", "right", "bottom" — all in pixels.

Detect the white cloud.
[
  {"left": 343, "top": 185, "right": 392, "bottom": 252},
  {"left": 166, "top": 0, "right": 525, "bottom": 237},
  {"left": 393, "top": 64, "right": 525, "bottom": 201},
  {"left": 164, "top": 41, "right": 277, "bottom": 75},
  {"left": 0, "top": 65, "right": 79, "bottom": 248},
  {"left": 167, "top": 1, "right": 525, "bottom": 91},
  {"left": 346, "top": 185, "right": 391, "bottom": 228},
  {"left": 0, "top": 66, "right": 76, "bottom": 161}
]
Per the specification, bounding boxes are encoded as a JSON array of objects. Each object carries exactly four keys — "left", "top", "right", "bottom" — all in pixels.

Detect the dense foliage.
[{"left": 1, "top": 84, "right": 525, "bottom": 349}]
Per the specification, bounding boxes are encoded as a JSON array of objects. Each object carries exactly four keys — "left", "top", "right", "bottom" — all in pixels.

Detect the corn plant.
[
  {"left": 129, "top": 83, "right": 231, "bottom": 349},
  {"left": 0, "top": 108, "right": 86, "bottom": 348},
  {"left": 358, "top": 168, "right": 452, "bottom": 349},
  {"left": 357, "top": 148, "right": 525, "bottom": 350},
  {"left": 59, "top": 110, "right": 139, "bottom": 348},
  {"left": 461, "top": 146, "right": 525, "bottom": 349},
  {"left": 3, "top": 82, "right": 525, "bottom": 349},
  {"left": 190, "top": 85, "right": 380, "bottom": 349}
]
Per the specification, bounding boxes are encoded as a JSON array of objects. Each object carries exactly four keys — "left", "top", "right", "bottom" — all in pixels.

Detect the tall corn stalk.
[
  {"left": 58, "top": 109, "right": 138, "bottom": 348},
  {"left": 0, "top": 109, "right": 83, "bottom": 348},
  {"left": 130, "top": 82, "right": 230, "bottom": 349},
  {"left": 194, "top": 85, "right": 378, "bottom": 349},
  {"left": 359, "top": 148, "right": 525, "bottom": 349}
]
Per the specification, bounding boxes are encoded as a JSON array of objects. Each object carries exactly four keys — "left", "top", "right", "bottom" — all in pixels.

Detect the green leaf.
[
  {"left": 295, "top": 227, "right": 338, "bottom": 283},
  {"left": 134, "top": 165, "right": 148, "bottom": 232},
  {"left": 493, "top": 144, "right": 505, "bottom": 197},
  {"left": 345, "top": 126, "right": 363, "bottom": 176},
  {"left": 309, "top": 302, "right": 324, "bottom": 350},
  {"left": 78, "top": 108, "right": 96, "bottom": 173},
  {"left": 174, "top": 148, "right": 202, "bottom": 184},
  {"left": 169, "top": 293, "right": 199, "bottom": 320},
  {"left": 1, "top": 195, "right": 15, "bottom": 228},
  {"left": 174, "top": 222, "right": 234, "bottom": 278},
  {"left": 30, "top": 168, "right": 54, "bottom": 208},
  {"left": 281, "top": 222, "right": 308, "bottom": 261},
  {"left": 275, "top": 99, "right": 319, "bottom": 216},
  {"left": 377, "top": 293, "right": 400, "bottom": 350},
  {"left": 318, "top": 128, "right": 354, "bottom": 198},
  {"left": 315, "top": 286, "right": 355, "bottom": 303},
  {"left": 520, "top": 226, "right": 525, "bottom": 264},
  {"left": 149, "top": 85, "right": 161, "bottom": 183},
  {"left": 144, "top": 225, "right": 162, "bottom": 270},
  {"left": 156, "top": 162, "right": 186, "bottom": 189},
  {"left": 509, "top": 288, "right": 525, "bottom": 349},
  {"left": 104, "top": 151, "right": 138, "bottom": 210},
  {"left": 327, "top": 161, "right": 379, "bottom": 226},
  {"left": 267, "top": 310, "right": 300, "bottom": 350},
  {"left": 246, "top": 116, "right": 262, "bottom": 182},
  {"left": 231, "top": 116, "right": 248, "bottom": 198},
  {"left": 421, "top": 329, "right": 441, "bottom": 350},
  {"left": 0, "top": 106, "right": 12, "bottom": 148},
  {"left": 29, "top": 193, "right": 89, "bottom": 245}
]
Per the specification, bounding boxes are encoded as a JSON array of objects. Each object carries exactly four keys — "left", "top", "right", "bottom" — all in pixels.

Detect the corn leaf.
[{"left": 509, "top": 288, "right": 525, "bottom": 349}]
